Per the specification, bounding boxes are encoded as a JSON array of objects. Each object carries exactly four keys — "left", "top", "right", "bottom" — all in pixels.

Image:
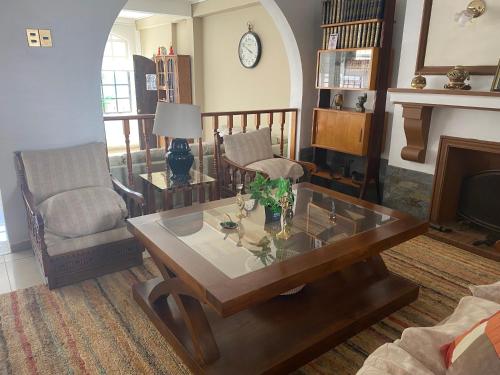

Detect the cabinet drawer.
[{"left": 312, "top": 108, "right": 372, "bottom": 156}]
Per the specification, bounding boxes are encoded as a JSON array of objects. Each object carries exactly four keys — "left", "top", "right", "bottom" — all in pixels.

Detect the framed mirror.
[{"left": 415, "top": 0, "right": 500, "bottom": 75}]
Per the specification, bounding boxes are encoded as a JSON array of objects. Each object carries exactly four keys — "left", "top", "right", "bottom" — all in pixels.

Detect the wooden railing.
[{"left": 103, "top": 108, "right": 298, "bottom": 189}]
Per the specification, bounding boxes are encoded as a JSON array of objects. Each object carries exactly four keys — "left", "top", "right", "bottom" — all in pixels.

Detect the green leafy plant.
[{"left": 249, "top": 173, "right": 293, "bottom": 214}]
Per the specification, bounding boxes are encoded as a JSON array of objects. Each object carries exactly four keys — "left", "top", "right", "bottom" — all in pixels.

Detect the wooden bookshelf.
[
  {"left": 311, "top": 0, "right": 395, "bottom": 203},
  {"left": 154, "top": 55, "right": 192, "bottom": 104}
]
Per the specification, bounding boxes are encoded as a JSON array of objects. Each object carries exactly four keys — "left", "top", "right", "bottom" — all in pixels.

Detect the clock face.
[{"left": 239, "top": 31, "right": 261, "bottom": 69}]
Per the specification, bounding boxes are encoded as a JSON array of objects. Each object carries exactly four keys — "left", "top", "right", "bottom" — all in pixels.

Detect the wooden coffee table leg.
[
  {"left": 137, "top": 253, "right": 220, "bottom": 366},
  {"left": 366, "top": 255, "right": 390, "bottom": 278}
]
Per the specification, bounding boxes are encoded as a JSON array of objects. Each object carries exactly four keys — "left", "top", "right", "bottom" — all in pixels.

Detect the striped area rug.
[{"left": 0, "top": 236, "right": 498, "bottom": 375}]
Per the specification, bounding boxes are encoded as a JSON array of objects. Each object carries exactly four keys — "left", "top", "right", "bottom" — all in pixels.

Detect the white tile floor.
[{"left": 0, "top": 249, "right": 45, "bottom": 293}]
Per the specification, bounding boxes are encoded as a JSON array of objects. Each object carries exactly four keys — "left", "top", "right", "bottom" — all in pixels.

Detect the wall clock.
[{"left": 238, "top": 25, "right": 262, "bottom": 69}]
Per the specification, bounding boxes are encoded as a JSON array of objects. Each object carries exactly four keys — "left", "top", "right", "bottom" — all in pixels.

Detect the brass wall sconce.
[{"left": 455, "top": 0, "right": 487, "bottom": 27}]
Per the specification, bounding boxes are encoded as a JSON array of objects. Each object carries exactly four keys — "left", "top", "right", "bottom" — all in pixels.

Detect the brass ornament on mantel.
[
  {"left": 411, "top": 74, "right": 427, "bottom": 89},
  {"left": 444, "top": 65, "right": 471, "bottom": 90}
]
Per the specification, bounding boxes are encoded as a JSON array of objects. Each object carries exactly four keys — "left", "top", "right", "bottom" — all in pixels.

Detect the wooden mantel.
[{"left": 388, "top": 88, "right": 500, "bottom": 163}]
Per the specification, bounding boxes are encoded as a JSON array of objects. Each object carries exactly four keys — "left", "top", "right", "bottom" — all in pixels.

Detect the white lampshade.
[{"left": 153, "top": 102, "right": 202, "bottom": 139}]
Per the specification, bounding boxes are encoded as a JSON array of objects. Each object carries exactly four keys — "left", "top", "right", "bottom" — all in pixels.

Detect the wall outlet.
[
  {"left": 38, "top": 29, "right": 52, "bottom": 47},
  {"left": 26, "top": 29, "right": 40, "bottom": 47}
]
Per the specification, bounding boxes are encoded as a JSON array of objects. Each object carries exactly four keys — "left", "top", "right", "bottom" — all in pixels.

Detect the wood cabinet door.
[{"left": 312, "top": 109, "right": 371, "bottom": 156}]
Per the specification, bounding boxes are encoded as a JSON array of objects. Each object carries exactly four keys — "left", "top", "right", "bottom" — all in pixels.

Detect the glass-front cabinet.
[{"left": 316, "top": 48, "right": 379, "bottom": 91}]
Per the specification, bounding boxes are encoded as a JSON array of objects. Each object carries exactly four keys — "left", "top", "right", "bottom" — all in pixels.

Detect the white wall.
[
  {"left": 388, "top": 0, "right": 500, "bottom": 175},
  {"left": 261, "top": 0, "right": 323, "bottom": 156},
  {"left": 0, "top": 0, "right": 126, "bottom": 246}
]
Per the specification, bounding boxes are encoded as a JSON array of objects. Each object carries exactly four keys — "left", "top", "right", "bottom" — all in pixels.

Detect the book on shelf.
[
  {"left": 321, "top": 0, "right": 386, "bottom": 25},
  {"left": 374, "top": 22, "right": 381, "bottom": 47}
]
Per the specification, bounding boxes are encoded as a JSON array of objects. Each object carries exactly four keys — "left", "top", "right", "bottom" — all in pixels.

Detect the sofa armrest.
[{"left": 112, "top": 176, "right": 145, "bottom": 217}]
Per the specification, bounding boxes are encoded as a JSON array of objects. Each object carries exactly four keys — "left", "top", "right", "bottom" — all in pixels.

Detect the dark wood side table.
[{"left": 140, "top": 170, "right": 216, "bottom": 214}]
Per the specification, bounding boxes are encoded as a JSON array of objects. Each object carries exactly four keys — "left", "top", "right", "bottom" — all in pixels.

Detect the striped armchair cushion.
[
  {"left": 38, "top": 187, "right": 128, "bottom": 238},
  {"left": 223, "top": 128, "right": 274, "bottom": 167},
  {"left": 21, "top": 142, "right": 112, "bottom": 204}
]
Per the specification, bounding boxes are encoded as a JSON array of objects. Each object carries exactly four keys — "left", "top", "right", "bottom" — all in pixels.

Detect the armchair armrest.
[
  {"left": 20, "top": 185, "right": 48, "bottom": 252},
  {"left": 112, "top": 176, "right": 145, "bottom": 217},
  {"left": 274, "top": 155, "right": 317, "bottom": 175},
  {"left": 220, "top": 156, "right": 269, "bottom": 179}
]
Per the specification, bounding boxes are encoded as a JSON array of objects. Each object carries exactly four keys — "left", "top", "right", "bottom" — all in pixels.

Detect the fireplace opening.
[
  {"left": 459, "top": 171, "right": 500, "bottom": 234},
  {"left": 428, "top": 137, "right": 500, "bottom": 261}
]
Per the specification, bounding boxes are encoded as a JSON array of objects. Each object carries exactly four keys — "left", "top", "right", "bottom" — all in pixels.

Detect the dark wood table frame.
[{"left": 128, "top": 183, "right": 428, "bottom": 374}]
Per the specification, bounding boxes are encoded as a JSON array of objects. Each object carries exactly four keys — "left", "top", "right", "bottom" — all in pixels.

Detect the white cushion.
[
  {"left": 38, "top": 187, "right": 128, "bottom": 238},
  {"left": 357, "top": 296, "right": 500, "bottom": 375},
  {"left": 246, "top": 158, "right": 304, "bottom": 180},
  {"left": 223, "top": 128, "right": 274, "bottom": 166},
  {"left": 469, "top": 281, "right": 500, "bottom": 304}
]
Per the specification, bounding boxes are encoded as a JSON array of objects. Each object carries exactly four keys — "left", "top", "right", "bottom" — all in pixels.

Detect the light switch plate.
[
  {"left": 26, "top": 29, "right": 40, "bottom": 47},
  {"left": 38, "top": 29, "right": 52, "bottom": 47}
]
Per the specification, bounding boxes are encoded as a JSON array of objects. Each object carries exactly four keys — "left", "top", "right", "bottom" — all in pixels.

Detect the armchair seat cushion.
[
  {"left": 246, "top": 158, "right": 304, "bottom": 180},
  {"left": 44, "top": 224, "right": 133, "bottom": 257},
  {"left": 38, "top": 187, "right": 128, "bottom": 238}
]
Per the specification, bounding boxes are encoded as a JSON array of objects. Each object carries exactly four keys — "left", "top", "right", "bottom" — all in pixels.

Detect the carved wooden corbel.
[{"left": 401, "top": 104, "right": 434, "bottom": 163}]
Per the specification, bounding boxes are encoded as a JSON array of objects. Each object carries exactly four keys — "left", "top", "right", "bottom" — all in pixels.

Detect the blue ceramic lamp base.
[{"left": 167, "top": 138, "right": 194, "bottom": 184}]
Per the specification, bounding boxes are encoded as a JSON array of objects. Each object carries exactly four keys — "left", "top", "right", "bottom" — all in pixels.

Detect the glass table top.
[
  {"left": 157, "top": 186, "right": 396, "bottom": 279},
  {"left": 140, "top": 170, "right": 215, "bottom": 190}
]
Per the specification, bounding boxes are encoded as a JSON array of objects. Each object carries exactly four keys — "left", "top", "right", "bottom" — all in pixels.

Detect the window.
[
  {"left": 101, "top": 71, "right": 132, "bottom": 114},
  {"left": 101, "top": 34, "right": 134, "bottom": 114}
]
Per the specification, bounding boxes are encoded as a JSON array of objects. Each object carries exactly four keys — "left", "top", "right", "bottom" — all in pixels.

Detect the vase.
[
  {"left": 411, "top": 74, "right": 427, "bottom": 89},
  {"left": 265, "top": 206, "right": 281, "bottom": 223}
]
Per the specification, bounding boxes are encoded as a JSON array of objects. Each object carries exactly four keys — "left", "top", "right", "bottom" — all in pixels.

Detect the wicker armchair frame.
[
  {"left": 213, "top": 131, "right": 316, "bottom": 198},
  {"left": 14, "top": 152, "right": 145, "bottom": 289}
]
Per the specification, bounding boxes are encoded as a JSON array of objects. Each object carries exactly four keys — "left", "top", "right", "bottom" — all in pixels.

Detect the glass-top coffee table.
[{"left": 127, "top": 183, "right": 427, "bottom": 374}]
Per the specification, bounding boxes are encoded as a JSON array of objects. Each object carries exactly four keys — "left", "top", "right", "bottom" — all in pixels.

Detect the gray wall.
[{"left": 0, "top": 0, "right": 126, "bottom": 246}]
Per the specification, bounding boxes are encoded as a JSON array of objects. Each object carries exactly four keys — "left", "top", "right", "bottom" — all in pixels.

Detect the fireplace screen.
[{"left": 458, "top": 171, "right": 500, "bottom": 234}]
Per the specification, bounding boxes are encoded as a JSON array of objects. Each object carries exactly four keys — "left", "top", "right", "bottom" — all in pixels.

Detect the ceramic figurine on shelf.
[
  {"left": 355, "top": 93, "right": 368, "bottom": 112},
  {"left": 333, "top": 94, "right": 344, "bottom": 110},
  {"left": 411, "top": 74, "right": 427, "bottom": 89}
]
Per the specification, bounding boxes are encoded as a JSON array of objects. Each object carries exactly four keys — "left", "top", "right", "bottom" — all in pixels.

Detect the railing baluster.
[
  {"left": 242, "top": 114, "right": 248, "bottom": 133},
  {"left": 257, "top": 113, "right": 261, "bottom": 130},
  {"left": 122, "top": 119, "right": 134, "bottom": 187},
  {"left": 141, "top": 119, "right": 153, "bottom": 175},
  {"left": 280, "top": 111, "right": 286, "bottom": 157},
  {"left": 213, "top": 116, "right": 219, "bottom": 185},
  {"left": 228, "top": 115, "right": 234, "bottom": 135},
  {"left": 289, "top": 110, "right": 298, "bottom": 160},
  {"left": 269, "top": 112, "right": 274, "bottom": 133}
]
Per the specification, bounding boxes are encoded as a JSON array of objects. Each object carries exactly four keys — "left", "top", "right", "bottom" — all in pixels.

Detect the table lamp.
[{"left": 153, "top": 102, "right": 202, "bottom": 183}]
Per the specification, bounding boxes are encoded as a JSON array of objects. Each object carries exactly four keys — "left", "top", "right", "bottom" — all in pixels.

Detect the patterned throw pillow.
[{"left": 441, "top": 311, "right": 500, "bottom": 374}]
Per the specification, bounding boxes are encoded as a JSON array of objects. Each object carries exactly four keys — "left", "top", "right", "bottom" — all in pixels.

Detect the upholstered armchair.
[
  {"left": 15, "top": 142, "right": 145, "bottom": 289},
  {"left": 214, "top": 128, "right": 316, "bottom": 197}
]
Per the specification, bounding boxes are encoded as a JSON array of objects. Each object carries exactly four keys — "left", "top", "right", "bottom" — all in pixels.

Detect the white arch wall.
[
  {"left": 0, "top": 0, "right": 321, "bottom": 246},
  {"left": 261, "top": 0, "right": 323, "bottom": 158}
]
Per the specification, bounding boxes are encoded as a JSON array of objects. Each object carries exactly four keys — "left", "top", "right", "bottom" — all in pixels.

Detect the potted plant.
[{"left": 249, "top": 173, "right": 294, "bottom": 223}]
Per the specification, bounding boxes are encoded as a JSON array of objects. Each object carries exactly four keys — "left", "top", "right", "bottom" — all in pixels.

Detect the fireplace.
[{"left": 428, "top": 136, "right": 500, "bottom": 261}]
